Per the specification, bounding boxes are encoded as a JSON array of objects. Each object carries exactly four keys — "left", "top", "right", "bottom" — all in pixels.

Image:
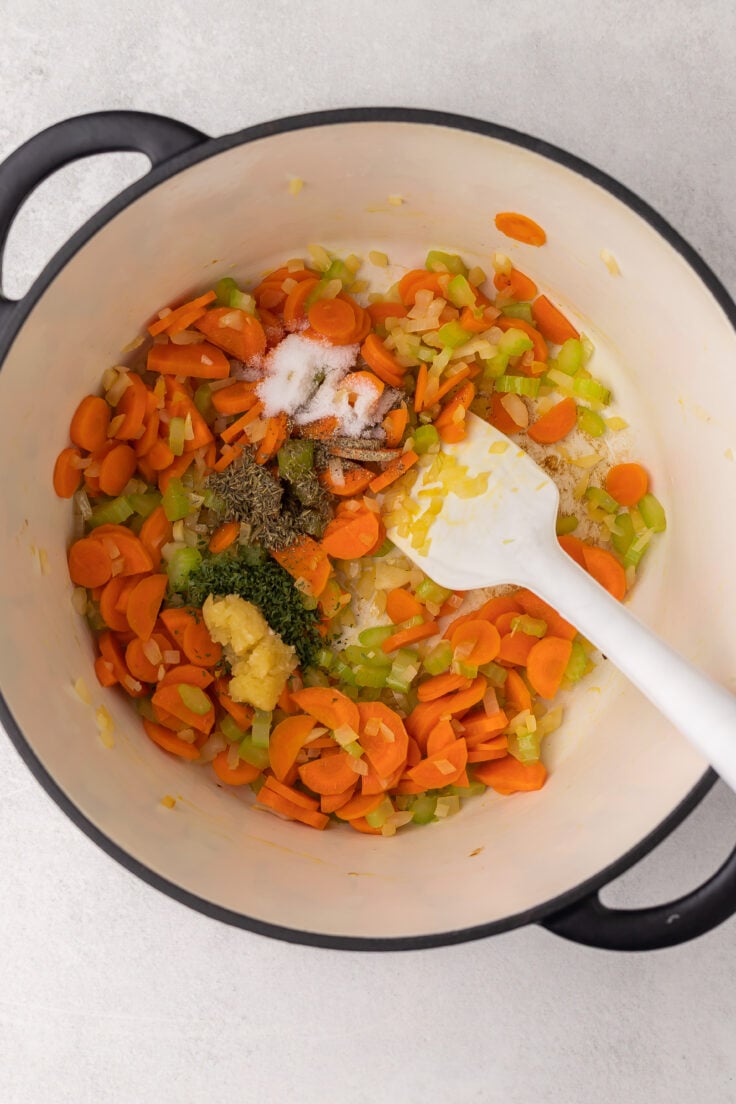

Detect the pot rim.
[{"left": 0, "top": 106, "right": 733, "bottom": 950}]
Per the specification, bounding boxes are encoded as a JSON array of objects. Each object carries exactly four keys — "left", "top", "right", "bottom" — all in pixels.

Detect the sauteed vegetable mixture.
[{"left": 54, "top": 214, "right": 666, "bottom": 835}]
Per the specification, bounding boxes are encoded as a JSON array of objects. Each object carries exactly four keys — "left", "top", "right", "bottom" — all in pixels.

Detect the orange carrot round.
[
  {"left": 526, "top": 636, "right": 573, "bottom": 699},
  {"left": 417, "top": 673, "right": 472, "bottom": 702},
  {"left": 382, "top": 405, "right": 408, "bottom": 448},
  {"left": 473, "top": 757, "right": 547, "bottom": 794},
  {"left": 212, "top": 750, "right": 260, "bottom": 784},
  {"left": 558, "top": 533, "right": 586, "bottom": 567},
  {"left": 114, "top": 374, "right": 148, "bottom": 440},
  {"left": 385, "top": 587, "right": 425, "bottom": 624},
  {"left": 357, "top": 701, "right": 409, "bottom": 778},
  {"left": 282, "top": 277, "right": 321, "bottom": 323},
  {"left": 290, "top": 687, "right": 360, "bottom": 733},
  {"left": 449, "top": 619, "right": 501, "bottom": 665},
  {"left": 98, "top": 444, "right": 137, "bottom": 496},
  {"left": 298, "top": 750, "right": 360, "bottom": 795},
  {"left": 181, "top": 617, "right": 222, "bottom": 667},
  {"left": 495, "top": 315, "right": 548, "bottom": 363},
  {"left": 504, "top": 669, "right": 532, "bottom": 713},
  {"left": 604, "top": 463, "right": 649, "bottom": 506},
  {"left": 527, "top": 397, "right": 577, "bottom": 444},
  {"left": 269, "top": 714, "right": 319, "bottom": 782},
  {"left": 126, "top": 573, "right": 168, "bottom": 641},
  {"left": 70, "top": 395, "right": 111, "bottom": 452},
  {"left": 195, "top": 307, "right": 267, "bottom": 361},
  {"left": 144, "top": 719, "right": 201, "bottom": 760},
  {"left": 208, "top": 520, "right": 240, "bottom": 554},
  {"left": 493, "top": 268, "right": 538, "bottom": 300},
  {"left": 494, "top": 212, "right": 547, "bottom": 247},
  {"left": 367, "top": 302, "right": 408, "bottom": 325},
  {"left": 497, "top": 631, "right": 537, "bottom": 667},
  {"left": 308, "top": 297, "right": 358, "bottom": 344},
  {"left": 581, "top": 544, "right": 627, "bottom": 601},
  {"left": 360, "top": 334, "right": 405, "bottom": 387},
  {"left": 68, "top": 537, "right": 112, "bottom": 588},
  {"left": 319, "top": 465, "right": 374, "bottom": 497},
  {"left": 53, "top": 447, "right": 83, "bottom": 498},
  {"left": 531, "top": 295, "right": 579, "bottom": 345},
  {"left": 381, "top": 621, "right": 439, "bottom": 653},
  {"left": 321, "top": 508, "right": 380, "bottom": 560},
  {"left": 99, "top": 576, "right": 133, "bottom": 632}
]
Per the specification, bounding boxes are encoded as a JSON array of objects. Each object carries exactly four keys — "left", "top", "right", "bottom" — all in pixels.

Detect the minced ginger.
[{"left": 202, "top": 594, "right": 296, "bottom": 711}]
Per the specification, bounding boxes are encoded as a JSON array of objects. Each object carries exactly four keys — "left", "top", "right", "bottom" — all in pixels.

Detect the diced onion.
[
  {"left": 163, "top": 650, "right": 180, "bottom": 666},
  {"left": 333, "top": 724, "right": 360, "bottom": 748},
  {"left": 73, "top": 677, "right": 91, "bottom": 704},
  {"left": 177, "top": 728, "right": 197, "bottom": 744},
  {"left": 483, "top": 688, "right": 499, "bottom": 716},
  {"left": 500, "top": 393, "right": 528, "bottom": 428},
  {"left": 348, "top": 756, "right": 368, "bottom": 776},
  {"left": 199, "top": 732, "right": 226, "bottom": 763},
  {"left": 143, "top": 638, "right": 163, "bottom": 665},
  {"left": 435, "top": 759, "right": 456, "bottom": 776},
  {"left": 71, "top": 587, "right": 88, "bottom": 616},
  {"left": 227, "top": 742, "right": 240, "bottom": 769}
]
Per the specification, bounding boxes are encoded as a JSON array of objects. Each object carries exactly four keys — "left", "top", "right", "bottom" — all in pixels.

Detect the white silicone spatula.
[{"left": 387, "top": 412, "right": 736, "bottom": 793}]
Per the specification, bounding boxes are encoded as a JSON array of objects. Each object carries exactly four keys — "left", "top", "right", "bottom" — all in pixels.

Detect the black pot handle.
[
  {"left": 542, "top": 839, "right": 736, "bottom": 951},
  {"left": 0, "top": 110, "right": 207, "bottom": 327}
]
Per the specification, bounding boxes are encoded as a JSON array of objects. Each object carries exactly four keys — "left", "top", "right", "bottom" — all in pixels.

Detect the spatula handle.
[{"left": 525, "top": 547, "right": 736, "bottom": 793}]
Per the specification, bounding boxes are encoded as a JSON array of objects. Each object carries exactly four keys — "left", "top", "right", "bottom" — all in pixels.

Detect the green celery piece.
[
  {"left": 278, "top": 438, "right": 314, "bottom": 482},
  {"left": 302, "top": 666, "right": 331, "bottom": 687},
  {"left": 238, "top": 736, "right": 270, "bottom": 770},
  {"left": 638, "top": 493, "right": 667, "bottom": 533},
  {"left": 415, "top": 578, "right": 452, "bottom": 605},
  {"left": 585, "top": 486, "right": 619, "bottom": 514},
  {"left": 128, "top": 492, "right": 162, "bottom": 518},
  {"left": 177, "top": 684, "right": 211, "bottom": 716},
  {"left": 565, "top": 639, "right": 587, "bottom": 682},
  {"left": 162, "top": 477, "right": 190, "bottom": 521},
  {"left": 508, "top": 729, "right": 541, "bottom": 763},
  {"left": 167, "top": 547, "right": 202, "bottom": 592},
  {"left": 556, "top": 515, "right": 579, "bottom": 535},
  {"left": 502, "top": 302, "right": 533, "bottom": 323},
  {"left": 437, "top": 321, "right": 472, "bottom": 348},
  {"left": 168, "top": 416, "right": 186, "bottom": 457},
  {"left": 87, "top": 496, "right": 134, "bottom": 529},
  {"left": 353, "top": 666, "right": 389, "bottom": 689},
  {"left": 221, "top": 714, "right": 245, "bottom": 743},
  {"left": 610, "top": 512, "right": 635, "bottom": 557},
  {"left": 479, "top": 661, "right": 507, "bottom": 686},
  {"left": 498, "top": 328, "right": 534, "bottom": 357},
  {"left": 577, "top": 406, "right": 607, "bottom": 437},
  {"left": 573, "top": 376, "right": 610, "bottom": 404},
  {"left": 357, "top": 625, "right": 394, "bottom": 649},
  {"left": 446, "top": 274, "right": 476, "bottom": 309},
  {"left": 413, "top": 424, "right": 440, "bottom": 454},
  {"left": 251, "top": 709, "right": 272, "bottom": 748},
  {"left": 423, "top": 640, "right": 453, "bottom": 675},
  {"left": 215, "top": 277, "right": 238, "bottom": 307},
  {"left": 494, "top": 375, "right": 540, "bottom": 398},
  {"left": 425, "top": 250, "right": 467, "bottom": 275},
  {"left": 557, "top": 338, "right": 583, "bottom": 375},
  {"left": 411, "top": 794, "right": 437, "bottom": 824}
]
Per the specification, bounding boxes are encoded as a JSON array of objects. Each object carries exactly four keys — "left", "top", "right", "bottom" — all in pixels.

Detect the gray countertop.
[{"left": 0, "top": 2, "right": 734, "bottom": 1101}]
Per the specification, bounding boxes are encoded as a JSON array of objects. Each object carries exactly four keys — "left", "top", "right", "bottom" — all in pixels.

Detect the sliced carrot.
[
  {"left": 194, "top": 307, "right": 267, "bottom": 361},
  {"left": 211, "top": 381, "right": 259, "bottom": 415},
  {"left": 97, "top": 631, "right": 130, "bottom": 686},
  {"left": 466, "top": 745, "right": 509, "bottom": 762},
  {"left": 254, "top": 413, "right": 289, "bottom": 465},
  {"left": 125, "top": 634, "right": 170, "bottom": 683},
  {"left": 147, "top": 341, "right": 230, "bottom": 380},
  {"left": 139, "top": 506, "right": 173, "bottom": 571},
  {"left": 462, "top": 713, "right": 508, "bottom": 743},
  {"left": 473, "top": 757, "right": 547, "bottom": 794},
  {"left": 70, "top": 395, "right": 111, "bottom": 452},
  {"left": 349, "top": 816, "right": 382, "bottom": 834},
  {"left": 68, "top": 537, "right": 112, "bottom": 588},
  {"left": 135, "top": 412, "right": 160, "bottom": 458},
  {"left": 298, "top": 750, "right": 359, "bottom": 795},
  {"left": 217, "top": 688, "right": 253, "bottom": 731},
  {"left": 114, "top": 374, "right": 148, "bottom": 440},
  {"left": 290, "top": 687, "right": 360, "bottom": 733},
  {"left": 504, "top": 669, "right": 532, "bottom": 713},
  {"left": 159, "top": 606, "right": 196, "bottom": 645},
  {"left": 449, "top": 620, "right": 501, "bottom": 666},
  {"left": 99, "top": 576, "right": 134, "bottom": 632},
  {"left": 269, "top": 714, "right": 317, "bottom": 781},
  {"left": 151, "top": 683, "right": 214, "bottom": 734},
  {"left": 437, "top": 422, "right": 466, "bottom": 445},
  {"left": 182, "top": 618, "right": 222, "bottom": 667},
  {"left": 212, "top": 750, "right": 260, "bottom": 785},
  {"left": 406, "top": 676, "right": 487, "bottom": 749},
  {"left": 321, "top": 786, "right": 357, "bottom": 814},
  {"left": 417, "top": 673, "right": 472, "bottom": 702},
  {"left": 143, "top": 719, "right": 201, "bottom": 760},
  {"left": 334, "top": 791, "right": 384, "bottom": 820},
  {"left": 147, "top": 291, "right": 217, "bottom": 337},
  {"left": 382, "top": 405, "right": 408, "bottom": 447},
  {"left": 296, "top": 416, "right": 339, "bottom": 439},
  {"left": 282, "top": 278, "right": 321, "bottom": 324},
  {"left": 581, "top": 544, "right": 627, "bottom": 601},
  {"left": 434, "top": 381, "right": 476, "bottom": 429},
  {"left": 497, "top": 630, "right": 537, "bottom": 667},
  {"left": 53, "top": 447, "right": 83, "bottom": 497},
  {"left": 487, "top": 391, "right": 520, "bottom": 435},
  {"left": 496, "top": 315, "right": 548, "bottom": 363},
  {"left": 208, "top": 520, "right": 240, "bottom": 554},
  {"left": 308, "top": 297, "right": 358, "bottom": 345},
  {"left": 321, "top": 508, "right": 380, "bottom": 560},
  {"left": 526, "top": 636, "right": 573, "bottom": 699},
  {"left": 398, "top": 269, "right": 445, "bottom": 306},
  {"left": 458, "top": 307, "right": 491, "bottom": 334},
  {"left": 319, "top": 465, "right": 374, "bottom": 497},
  {"left": 98, "top": 444, "right": 137, "bottom": 497},
  {"left": 426, "top": 718, "right": 456, "bottom": 756},
  {"left": 514, "top": 589, "right": 576, "bottom": 641},
  {"left": 476, "top": 594, "right": 522, "bottom": 621},
  {"left": 381, "top": 621, "right": 439, "bottom": 653},
  {"left": 432, "top": 365, "right": 474, "bottom": 405},
  {"left": 126, "top": 574, "right": 168, "bottom": 641},
  {"left": 146, "top": 438, "right": 176, "bottom": 472},
  {"left": 360, "top": 333, "right": 405, "bottom": 387},
  {"left": 385, "top": 587, "right": 425, "bottom": 624},
  {"left": 220, "top": 403, "right": 264, "bottom": 443},
  {"left": 368, "top": 450, "right": 419, "bottom": 494},
  {"left": 493, "top": 268, "right": 538, "bottom": 300},
  {"left": 361, "top": 762, "right": 403, "bottom": 795},
  {"left": 263, "top": 775, "right": 320, "bottom": 811},
  {"left": 494, "top": 212, "right": 547, "bottom": 247},
  {"left": 358, "top": 701, "right": 409, "bottom": 778},
  {"left": 159, "top": 664, "right": 214, "bottom": 689},
  {"left": 367, "top": 301, "right": 408, "bottom": 325},
  {"left": 94, "top": 655, "right": 117, "bottom": 687},
  {"left": 271, "top": 536, "right": 332, "bottom": 597},
  {"left": 531, "top": 295, "right": 579, "bottom": 345},
  {"left": 558, "top": 533, "right": 586, "bottom": 567},
  {"left": 409, "top": 737, "right": 468, "bottom": 790},
  {"left": 256, "top": 784, "right": 329, "bottom": 830},
  {"left": 604, "top": 463, "right": 649, "bottom": 507},
  {"left": 494, "top": 610, "right": 518, "bottom": 637},
  {"left": 528, "top": 397, "right": 577, "bottom": 444},
  {"left": 158, "top": 452, "right": 194, "bottom": 494}
]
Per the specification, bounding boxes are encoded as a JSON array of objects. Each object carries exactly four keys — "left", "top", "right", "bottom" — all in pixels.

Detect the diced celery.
[
  {"left": 221, "top": 714, "right": 245, "bottom": 743},
  {"left": 623, "top": 530, "right": 652, "bottom": 568},
  {"left": 425, "top": 250, "right": 467, "bottom": 276},
  {"left": 302, "top": 666, "right": 331, "bottom": 687},
  {"left": 372, "top": 538, "right": 394, "bottom": 557},
  {"left": 498, "top": 328, "right": 534, "bottom": 357},
  {"left": 87, "top": 496, "right": 134, "bottom": 528},
  {"left": 332, "top": 658, "right": 357, "bottom": 686},
  {"left": 395, "top": 794, "right": 412, "bottom": 811},
  {"left": 446, "top": 274, "right": 476, "bottom": 309},
  {"left": 278, "top": 438, "right": 314, "bottom": 482},
  {"left": 565, "top": 639, "right": 587, "bottom": 683},
  {"left": 415, "top": 578, "right": 452, "bottom": 605},
  {"left": 344, "top": 645, "right": 392, "bottom": 670},
  {"left": 557, "top": 338, "right": 583, "bottom": 376},
  {"left": 448, "top": 781, "right": 486, "bottom": 798},
  {"left": 135, "top": 698, "right": 156, "bottom": 721},
  {"left": 251, "top": 709, "right": 272, "bottom": 748},
  {"left": 479, "top": 661, "right": 507, "bottom": 686},
  {"left": 316, "top": 647, "right": 335, "bottom": 670},
  {"left": 354, "top": 666, "right": 389, "bottom": 688},
  {"left": 502, "top": 302, "right": 533, "bottom": 323},
  {"left": 177, "top": 684, "right": 211, "bottom": 716},
  {"left": 250, "top": 774, "right": 266, "bottom": 796},
  {"left": 423, "top": 640, "right": 453, "bottom": 675},
  {"left": 584, "top": 486, "right": 619, "bottom": 513},
  {"left": 193, "top": 383, "right": 215, "bottom": 423},
  {"left": 577, "top": 406, "right": 607, "bottom": 437},
  {"left": 167, "top": 547, "right": 202, "bottom": 591},
  {"left": 610, "top": 511, "right": 635, "bottom": 557},
  {"left": 162, "top": 477, "right": 191, "bottom": 521},
  {"left": 230, "top": 289, "right": 256, "bottom": 314},
  {"left": 556, "top": 514, "right": 579, "bottom": 535},
  {"left": 638, "top": 493, "right": 667, "bottom": 533},
  {"left": 573, "top": 376, "right": 610, "bottom": 404},
  {"left": 344, "top": 739, "right": 365, "bottom": 757},
  {"left": 215, "top": 277, "right": 238, "bottom": 306},
  {"left": 454, "top": 661, "right": 478, "bottom": 678},
  {"left": 128, "top": 491, "right": 162, "bottom": 518},
  {"left": 238, "top": 736, "right": 270, "bottom": 770},
  {"left": 511, "top": 615, "right": 547, "bottom": 638},
  {"left": 413, "top": 424, "right": 440, "bottom": 454},
  {"left": 508, "top": 729, "right": 541, "bottom": 763},
  {"left": 494, "top": 375, "right": 540, "bottom": 397},
  {"left": 386, "top": 647, "right": 419, "bottom": 692},
  {"left": 411, "top": 794, "right": 437, "bottom": 824},
  {"left": 358, "top": 625, "right": 395, "bottom": 649},
  {"left": 437, "top": 321, "right": 472, "bottom": 348},
  {"left": 481, "top": 354, "right": 509, "bottom": 382},
  {"left": 202, "top": 488, "right": 225, "bottom": 511},
  {"left": 168, "top": 416, "right": 187, "bottom": 457},
  {"left": 365, "top": 796, "right": 395, "bottom": 828},
  {"left": 323, "top": 259, "right": 353, "bottom": 287}
]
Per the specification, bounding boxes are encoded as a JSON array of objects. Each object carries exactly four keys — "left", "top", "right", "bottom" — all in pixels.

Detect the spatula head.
[{"left": 387, "top": 413, "right": 559, "bottom": 591}]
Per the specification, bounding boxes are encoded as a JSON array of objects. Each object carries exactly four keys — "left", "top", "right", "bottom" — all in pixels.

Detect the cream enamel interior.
[{"left": 1, "top": 121, "right": 734, "bottom": 940}]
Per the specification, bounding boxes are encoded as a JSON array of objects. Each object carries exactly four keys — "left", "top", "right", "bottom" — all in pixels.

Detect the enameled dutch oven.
[{"left": 1, "top": 109, "right": 735, "bottom": 952}]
